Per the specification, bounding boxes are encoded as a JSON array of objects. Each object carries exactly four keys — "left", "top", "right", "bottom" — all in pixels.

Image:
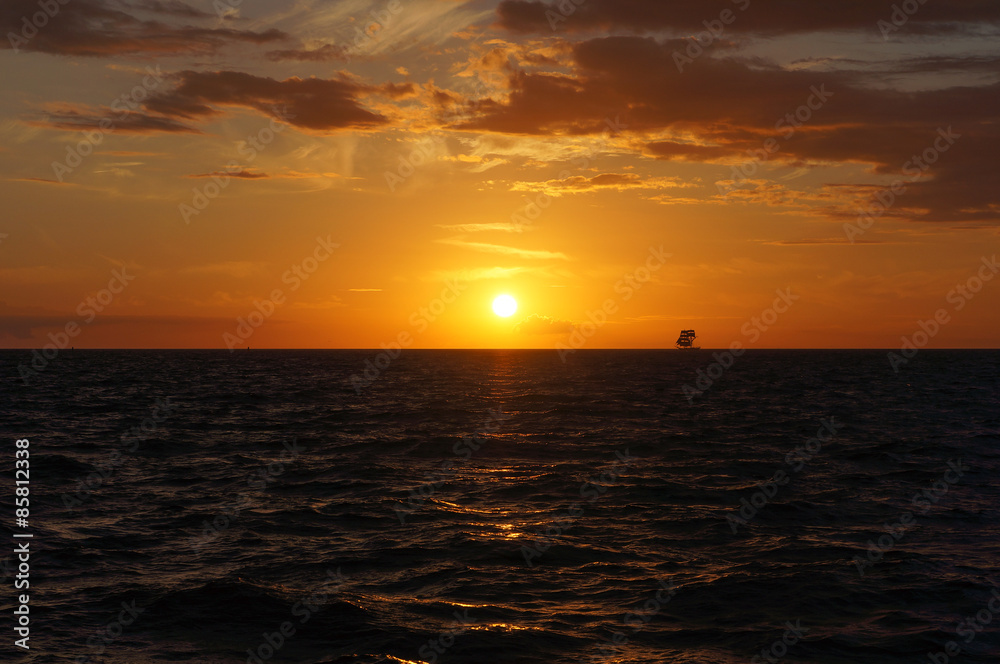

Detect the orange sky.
[{"left": 1, "top": 0, "right": 999, "bottom": 349}]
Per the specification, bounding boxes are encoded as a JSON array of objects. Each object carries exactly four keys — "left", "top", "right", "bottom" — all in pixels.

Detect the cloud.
[
  {"left": 515, "top": 314, "right": 574, "bottom": 334},
  {"left": 13, "top": 177, "right": 78, "bottom": 186},
  {"left": 0, "top": 0, "right": 287, "bottom": 56},
  {"left": 185, "top": 169, "right": 340, "bottom": 181},
  {"left": 437, "top": 237, "right": 569, "bottom": 260},
  {"left": 290, "top": 297, "right": 345, "bottom": 309},
  {"left": 760, "top": 238, "right": 888, "bottom": 246},
  {"left": 28, "top": 108, "right": 198, "bottom": 134},
  {"left": 35, "top": 71, "right": 399, "bottom": 135},
  {"left": 512, "top": 172, "right": 696, "bottom": 195},
  {"left": 436, "top": 223, "right": 527, "bottom": 233},
  {"left": 425, "top": 267, "right": 537, "bottom": 282},
  {"left": 188, "top": 170, "right": 269, "bottom": 179},
  {"left": 645, "top": 142, "right": 740, "bottom": 163},
  {"left": 456, "top": 35, "right": 1000, "bottom": 223},
  {"left": 495, "top": 0, "right": 1000, "bottom": 36},
  {"left": 123, "top": 1, "right": 214, "bottom": 19},
  {"left": 142, "top": 71, "right": 394, "bottom": 132},
  {"left": 266, "top": 43, "right": 348, "bottom": 62},
  {"left": 648, "top": 194, "right": 724, "bottom": 206}
]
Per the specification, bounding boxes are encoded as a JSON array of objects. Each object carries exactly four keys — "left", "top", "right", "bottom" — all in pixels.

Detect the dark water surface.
[{"left": 1, "top": 349, "right": 998, "bottom": 663}]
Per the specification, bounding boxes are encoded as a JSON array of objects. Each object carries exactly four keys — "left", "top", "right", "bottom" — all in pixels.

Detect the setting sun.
[{"left": 492, "top": 295, "right": 518, "bottom": 318}]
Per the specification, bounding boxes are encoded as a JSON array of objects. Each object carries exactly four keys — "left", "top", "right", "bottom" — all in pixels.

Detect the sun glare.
[{"left": 492, "top": 294, "right": 518, "bottom": 318}]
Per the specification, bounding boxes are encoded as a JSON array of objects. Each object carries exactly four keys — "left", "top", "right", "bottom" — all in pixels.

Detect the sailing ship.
[{"left": 676, "top": 329, "right": 700, "bottom": 349}]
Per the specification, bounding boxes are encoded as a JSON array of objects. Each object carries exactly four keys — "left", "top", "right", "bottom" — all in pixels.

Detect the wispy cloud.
[
  {"left": 425, "top": 266, "right": 538, "bottom": 282},
  {"left": 0, "top": 0, "right": 287, "bottom": 56},
  {"left": 512, "top": 173, "right": 697, "bottom": 196},
  {"left": 436, "top": 223, "right": 527, "bottom": 233},
  {"left": 188, "top": 170, "right": 269, "bottom": 180},
  {"left": 515, "top": 314, "right": 574, "bottom": 334},
  {"left": 12, "top": 177, "right": 79, "bottom": 186},
  {"left": 760, "top": 238, "right": 890, "bottom": 246},
  {"left": 437, "top": 237, "right": 568, "bottom": 260}
]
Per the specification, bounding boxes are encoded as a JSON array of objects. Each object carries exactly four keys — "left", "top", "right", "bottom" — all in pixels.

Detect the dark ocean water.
[{"left": 1, "top": 349, "right": 999, "bottom": 664}]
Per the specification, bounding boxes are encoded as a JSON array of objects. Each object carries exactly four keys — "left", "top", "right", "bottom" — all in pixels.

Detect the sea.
[{"left": 1, "top": 349, "right": 998, "bottom": 664}]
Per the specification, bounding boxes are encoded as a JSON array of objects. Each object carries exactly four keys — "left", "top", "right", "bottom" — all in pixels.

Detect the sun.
[{"left": 492, "top": 294, "right": 518, "bottom": 318}]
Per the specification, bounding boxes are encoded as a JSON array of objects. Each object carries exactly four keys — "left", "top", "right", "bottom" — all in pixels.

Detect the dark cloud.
[
  {"left": 29, "top": 71, "right": 397, "bottom": 135},
  {"left": 188, "top": 170, "right": 268, "bottom": 179},
  {"left": 1, "top": 0, "right": 286, "bottom": 56},
  {"left": 266, "top": 43, "right": 349, "bottom": 62},
  {"left": 792, "top": 54, "right": 1000, "bottom": 76},
  {"left": 646, "top": 142, "right": 735, "bottom": 162},
  {"left": 123, "top": 0, "right": 214, "bottom": 19},
  {"left": 458, "top": 36, "right": 1000, "bottom": 223},
  {"left": 29, "top": 108, "right": 198, "bottom": 134},
  {"left": 142, "top": 71, "right": 392, "bottom": 131},
  {"left": 880, "top": 54, "right": 1000, "bottom": 75},
  {"left": 496, "top": 0, "right": 1000, "bottom": 36}
]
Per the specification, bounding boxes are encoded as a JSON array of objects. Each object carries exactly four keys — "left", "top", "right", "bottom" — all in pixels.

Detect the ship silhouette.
[{"left": 676, "top": 329, "right": 700, "bottom": 349}]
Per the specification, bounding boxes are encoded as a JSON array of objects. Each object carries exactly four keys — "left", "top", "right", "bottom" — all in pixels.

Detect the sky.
[{"left": 1, "top": 0, "right": 999, "bottom": 349}]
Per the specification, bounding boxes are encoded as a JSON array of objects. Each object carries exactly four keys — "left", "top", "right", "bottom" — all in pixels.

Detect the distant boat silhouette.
[{"left": 676, "top": 329, "right": 700, "bottom": 349}]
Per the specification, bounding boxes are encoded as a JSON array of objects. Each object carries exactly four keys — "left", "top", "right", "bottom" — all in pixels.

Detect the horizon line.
[{"left": 3, "top": 347, "right": 999, "bottom": 352}]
